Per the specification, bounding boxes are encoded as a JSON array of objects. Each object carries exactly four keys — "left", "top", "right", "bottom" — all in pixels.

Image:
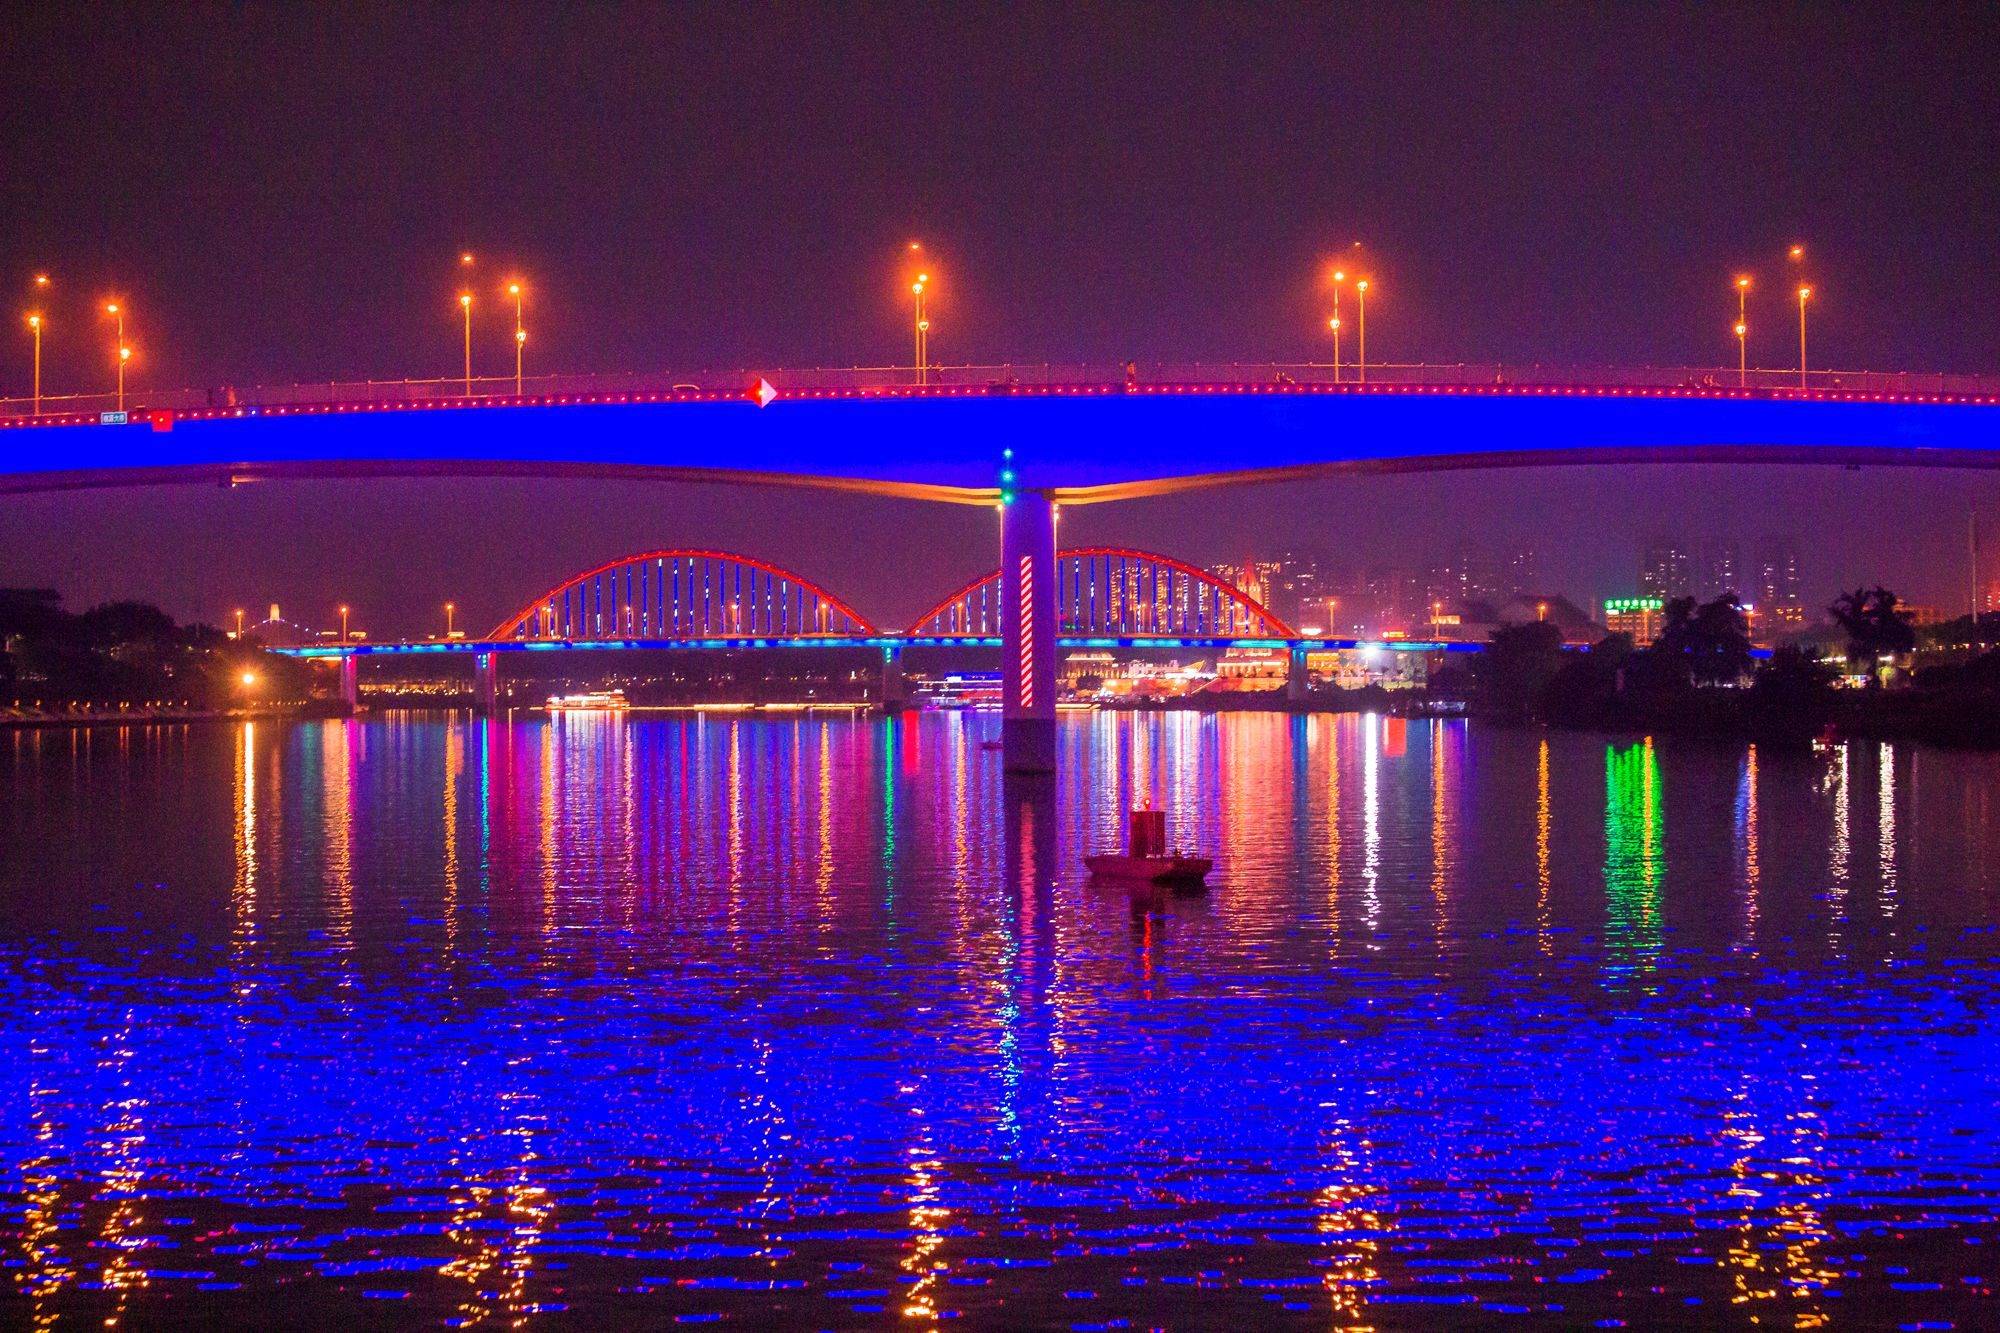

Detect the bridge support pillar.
[
  {"left": 1286, "top": 645, "right": 1310, "bottom": 705},
  {"left": 337, "top": 654, "right": 361, "bottom": 714},
  {"left": 1001, "top": 491, "right": 1059, "bottom": 773},
  {"left": 473, "top": 652, "right": 500, "bottom": 716},
  {"left": 880, "top": 645, "right": 907, "bottom": 712}
]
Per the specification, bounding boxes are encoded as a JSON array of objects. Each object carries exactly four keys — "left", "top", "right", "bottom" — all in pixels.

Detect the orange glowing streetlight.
[
  {"left": 506, "top": 281, "right": 524, "bottom": 395},
  {"left": 1355, "top": 279, "right": 1371, "bottom": 384},
  {"left": 103, "top": 300, "right": 130, "bottom": 409},
  {"left": 25, "top": 313, "right": 43, "bottom": 415},
  {"left": 234, "top": 608, "right": 246, "bottom": 639},
  {"left": 912, "top": 273, "right": 931, "bottom": 387},
  {"left": 458, "top": 292, "right": 473, "bottom": 396},
  {"left": 444, "top": 601, "right": 456, "bottom": 638},
  {"left": 338, "top": 604, "right": 351, "bottom": 643},
  {"left": 905, "top": 242, "right": 935, "bottom": 387},
  {"left": 1327, "top": 268, "right": 1347, "bottom": 382},
  {"left": 1796, "top": 285, "right": 1812, "bottom": 389},
  {"left": 1733, "top": 276, "right": 1751, "bottom": 387}
]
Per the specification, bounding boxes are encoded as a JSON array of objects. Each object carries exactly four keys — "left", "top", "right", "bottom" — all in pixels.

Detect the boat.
[
  {"left": 546, "top": 689, "right": 630, "bottom": 712},
  {"left": 1084, "top": 806, "right": 1212, "bottom": 887}
]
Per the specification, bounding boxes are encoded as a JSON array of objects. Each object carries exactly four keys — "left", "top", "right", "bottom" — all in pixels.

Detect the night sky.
[{"left": 5, "top": 3, "right": 1999, "bottom": 635}]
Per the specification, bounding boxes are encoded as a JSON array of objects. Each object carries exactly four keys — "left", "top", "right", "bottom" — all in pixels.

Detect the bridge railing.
[{"left": 7, "top": 361, "right": 2000, "bottom": 421}]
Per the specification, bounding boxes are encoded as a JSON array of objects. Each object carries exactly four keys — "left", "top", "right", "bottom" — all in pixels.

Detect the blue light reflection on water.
[{"left": 2, "top": 713, "right": 1999, "bottom": 1327}]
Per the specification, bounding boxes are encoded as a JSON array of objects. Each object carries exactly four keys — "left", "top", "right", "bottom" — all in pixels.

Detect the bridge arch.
[
  {"left": 907, "top": 546, "right": 1297, "bottom": 639},
  {"left": 489, "top": 549, "right": 877, "bottom": 640}
]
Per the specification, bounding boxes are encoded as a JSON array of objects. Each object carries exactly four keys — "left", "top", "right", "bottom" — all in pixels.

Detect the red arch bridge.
[
  {"left": 12, "top": 366, "right": 1996, "bottom": 767},
  {"left": 274, "top": 545, "right": 1473, "bottom": 714}
]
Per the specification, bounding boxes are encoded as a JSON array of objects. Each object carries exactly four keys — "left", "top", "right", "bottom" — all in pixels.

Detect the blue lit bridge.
[{"left": 8, "top": 367, "right": 1996, "bottom": 767}]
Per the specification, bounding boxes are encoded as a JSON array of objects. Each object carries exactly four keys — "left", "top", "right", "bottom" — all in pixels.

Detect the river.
[{"left": 2, "top": 712, "right": 1997, "bottom": 1327}]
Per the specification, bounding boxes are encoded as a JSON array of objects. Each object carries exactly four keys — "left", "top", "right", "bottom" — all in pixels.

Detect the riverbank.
[{"left": 0, "top": 700, "right": 349, "bottom": 730}]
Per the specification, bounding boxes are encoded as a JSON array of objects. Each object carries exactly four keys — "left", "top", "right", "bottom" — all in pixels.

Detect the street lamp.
[
  {"left": 1355, "top": 279, "right": 1370, "bottom": 384},
  {"left": 1329, "top": 268, "right": 1345, "bottom": 382},
  {"left": 105, "top": 301, "right": 128, "bottom": 410},
  {"left": 234, "top": 608, "right": 246, "bottom": 639},
  {"left": 911, "top": 274, "right": 930, "bottom": 387},
  {"left": 507, "top": 281, "right": 525, "bottom": 395},
  {"left": 444, "top": 601, "right": 456, "bottom": 638},
  {"left": 1796, "top": 285, "right": 1812, "bottom": 390},
  {"left": 458, "top": 293, "right": 473, "bottom": 396},
  {"left": 25, "top": 314, "right": 42, "bottom": 415},
  {"left": 338, "top": 604, "right": 351, "bottom": 644},
  {"left": 1733, "top": 276, "right": 1751, "bottom": 388}
]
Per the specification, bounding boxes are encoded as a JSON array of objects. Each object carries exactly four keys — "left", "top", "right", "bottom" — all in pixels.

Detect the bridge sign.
[{"left": 98, "top": 410, "right": 128, "bottom": 425}]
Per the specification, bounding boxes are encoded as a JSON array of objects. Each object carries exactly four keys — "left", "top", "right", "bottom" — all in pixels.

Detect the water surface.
[{"left": 3, "top": 713, "right": 1998, "bottom": 1328}]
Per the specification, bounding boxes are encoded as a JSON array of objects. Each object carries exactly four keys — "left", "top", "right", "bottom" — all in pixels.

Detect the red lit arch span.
[
  {"left": 905, "top": 546, "right": 1298, "bottom": 638},
  {"left": 488, "top": 548, "right": 878, "bottom": 640}
]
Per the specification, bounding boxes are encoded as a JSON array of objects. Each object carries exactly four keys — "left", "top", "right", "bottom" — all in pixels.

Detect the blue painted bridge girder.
[{"left": 5, "top": 384, "right": 1999, "bottom": 502}]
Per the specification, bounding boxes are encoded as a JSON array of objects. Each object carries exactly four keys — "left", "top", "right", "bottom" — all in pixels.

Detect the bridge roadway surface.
[{"left": 3, "top": 377, "right": 1999, "bottom": 501}]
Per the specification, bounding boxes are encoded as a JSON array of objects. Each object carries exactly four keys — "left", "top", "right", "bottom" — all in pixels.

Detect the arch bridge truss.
[
  {"left": 907, "top": 546, "right": 1297, "bottom": 639},
  {"left": 489, "top": 549, "right": 878, "bottom": 642}
]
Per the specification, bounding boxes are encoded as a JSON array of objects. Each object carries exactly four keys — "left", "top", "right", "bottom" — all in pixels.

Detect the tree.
[
  {"left": 1829, "top": 586, "right": 1916, "bottom": 684},
  {"left": 1474, "top": 619, "right": 1565, "bottom": 717},
  {"left": 1537, "top": 632, "right": 1633, "bottom": 724},
  {"left": 1648, "top": 593, "right": 1754, "bottom": 686}
]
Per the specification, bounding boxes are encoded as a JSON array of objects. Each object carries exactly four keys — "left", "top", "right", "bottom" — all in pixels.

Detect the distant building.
[
  {"left": 243, "top": 604, "right": 315, "bottom": 649},
  {"left": 1758, "top": 539, "right": 1806, "bottom": 629},
  {"left": 1213, "top": 647, "right": 1287, "bottom": 689},
  {"left": 1901, "top": 603, "right": 1946, "bottom": 629},
  {"left": 1490, "top": 594, "right": 1604, "bottom": 642},
  {"left": 1641, "top": 539, "right": 1691, "bottom": 599}
]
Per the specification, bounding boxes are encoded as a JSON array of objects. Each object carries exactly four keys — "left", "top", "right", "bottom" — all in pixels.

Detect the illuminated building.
[
  {"left": 1604, "top": 596, "right": 1665, "bottom": 645},
  {"left": 1213, "top": 647, "right": 1287, "bottom": 688}
]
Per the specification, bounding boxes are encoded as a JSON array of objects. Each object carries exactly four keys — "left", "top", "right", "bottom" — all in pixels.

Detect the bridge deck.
[{"left": 5, "top": 378, "right": 1997, "bottom": 501}]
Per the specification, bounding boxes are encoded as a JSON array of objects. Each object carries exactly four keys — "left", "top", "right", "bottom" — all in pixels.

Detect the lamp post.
[
  {"left": 339, "top": 604, "right": 351, "bottom": 644},
  {"left": 1329, "top": 268, "right": 1345, "bottom": 382},
  {"left": 444, "top": 601, "right": 456, "bottom": 638},
  {"left": 1355, "top": 279, "right": 1369, "bottom": 384},
  {"left": 25, "top": 314, "right": 41, "bottom": 415},
  {"left": 458, "top": 293, "right": 473, "bottom": 396},
  {"left": 1734, "top": 276, "right": 1750, "bottom": 388},
  {"left": 507, "top": 282, "right": 524, "bottom": 395},
  {"left": 1796, "top": 286, "right": 1812, "bottom": 390},
  {"left": 234, "top": 608, "right": 245, "bottom": 640},
  {"left": 105, "top": 302, "right": 127, "bottom": 411},
  {"left": 912, "top": 274, "right": 929, "bottom": 387}
]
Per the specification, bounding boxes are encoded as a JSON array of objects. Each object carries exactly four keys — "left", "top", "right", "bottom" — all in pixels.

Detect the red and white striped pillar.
[{"left": 1000, "top": 490, "right": 1058, "bottom": 772}]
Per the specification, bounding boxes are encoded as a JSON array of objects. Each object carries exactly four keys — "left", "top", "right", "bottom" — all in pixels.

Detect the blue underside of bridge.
[
  {"left": 6, "top": 390, "right": 1998, "bottom": 496},
  {"left": 274, "top": 636, "right": 1481, "bottom": 658}
]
